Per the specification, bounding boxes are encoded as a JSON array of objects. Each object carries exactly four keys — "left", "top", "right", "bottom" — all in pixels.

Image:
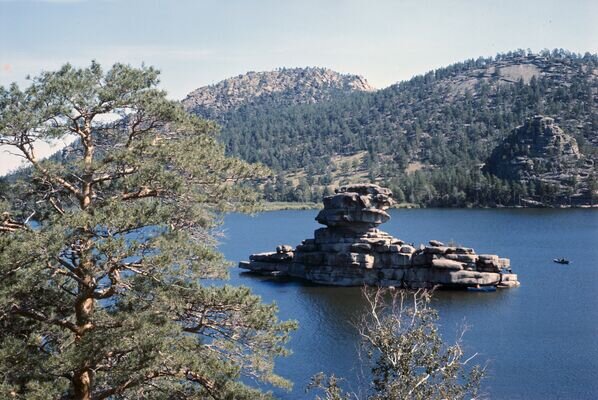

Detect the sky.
[{"left": 0, "top": 0, "right": 597, "bottom": 174}]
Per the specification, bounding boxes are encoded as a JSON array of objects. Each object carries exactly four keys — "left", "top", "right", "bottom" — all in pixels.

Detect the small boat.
[{"left": 553, "top": 258, "right": 570, "bottom": 264}]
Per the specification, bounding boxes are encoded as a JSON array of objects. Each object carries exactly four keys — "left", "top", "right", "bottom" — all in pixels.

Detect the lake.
[{"left": 219, "top": 208, "right": 598, "bottom": 399}]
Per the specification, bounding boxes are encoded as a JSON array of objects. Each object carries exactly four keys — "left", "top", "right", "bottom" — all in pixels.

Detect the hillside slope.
[
  {"left": 182, "top": 67, "right": 373, "bottom": 120},
  {"left": 184, "top": 50, "right": 597, "bottom": 207}
]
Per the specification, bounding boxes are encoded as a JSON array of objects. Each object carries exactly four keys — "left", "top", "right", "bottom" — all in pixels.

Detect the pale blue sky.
[{"left": 1, "top": 0, "right": 596, "bottom": 100}]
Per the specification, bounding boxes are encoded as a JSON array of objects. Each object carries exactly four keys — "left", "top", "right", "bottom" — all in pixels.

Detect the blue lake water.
[{"left": 219, "top": 209, "right": 598, "bottom": 399}]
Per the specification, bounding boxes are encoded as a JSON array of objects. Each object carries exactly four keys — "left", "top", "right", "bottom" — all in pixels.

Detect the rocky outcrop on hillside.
[
  {"left": 437, "top": 52, "right": 597, "bottom": 101},
  {"left": 182, "top": 67, "right": 373, "bottom": 119},
  {"left": 485, "top": 116, "right": 596, "bottom": 206},
  {"left": 240, "top": 184, "right": 519, "bottom": 289}
]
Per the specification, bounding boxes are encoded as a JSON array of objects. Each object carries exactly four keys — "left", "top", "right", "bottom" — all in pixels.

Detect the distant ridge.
[{"left": 182, "top": 67, "right": 373, "bottom": 119}]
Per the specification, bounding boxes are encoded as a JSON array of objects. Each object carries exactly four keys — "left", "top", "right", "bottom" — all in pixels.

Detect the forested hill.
[
  {"left": 182, "top": 67, "right": 374, "bottom": 120},
  {"left": 183, "top": 50, "right": 598, "bottom": 207}
]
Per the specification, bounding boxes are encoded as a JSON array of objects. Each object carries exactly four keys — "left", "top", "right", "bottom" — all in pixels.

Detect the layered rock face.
[{"left": 240, "top": 184, "right": 520, "bottom": 289}]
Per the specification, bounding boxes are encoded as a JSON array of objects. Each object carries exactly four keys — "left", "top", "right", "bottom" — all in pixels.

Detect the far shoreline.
[{"left": 255, "top": 201, "right": 598, "bottom": 212}]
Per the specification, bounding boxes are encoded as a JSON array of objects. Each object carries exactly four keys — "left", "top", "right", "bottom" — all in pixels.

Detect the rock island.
[{"left": 239, "top": 184, "right": 520, "bottom": 289}]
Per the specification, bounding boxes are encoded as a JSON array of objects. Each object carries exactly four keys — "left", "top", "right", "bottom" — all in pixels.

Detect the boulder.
[
  {"left": 359, "top": 237, "right": 390, "bottom": 246},
  {"left": 444, "top": 253, "right": 478, "bottom": 263},
  {"left": 498, "top": 258, "right": 510, "bottom": 268},
  {"left": 388, "top": 244, "right": 402, "bottom": 253},
  {"left": 315, "top": 184, "right": 394, "bottom": 230},
  {"left": 349, "top": 253, "right": 375, "bottom": 268},
  {"left": 315, "top": 208, "right": 390, "bottom": 231},
  {"left": 334, "top": 184, "right": 394, "bottom": 209},
  {"left": 423, "top": 246, "right": 448, "bottom": 255},
  {"left": 350, "top": 243, "right": 372, "bottom": 253},
  {"left": 479, "top": 254, "right": 499, "bottom": 262},
  {"left": 276, "top": 244, "right": 293, "bottom": 253},
  {"left": 435, "top": 271, "right": 501, "bottom": 286},
  {"left": 431, "top": 259, "right": 464, "bottom": 270},
  {"left": 373, "top": 243, "right": 392, "bottom": 252},
  {"left": 476, "top": 259, "right": 500, "bottom": 273},
  {"left": 250, "top": 252, "right": 293, "bottom": 262},
  {"left": 455, "top": 247, "right": 475, "bottom": 254},
  {"left": 400, "top": 245, "right": 416, "bottom": 254}
]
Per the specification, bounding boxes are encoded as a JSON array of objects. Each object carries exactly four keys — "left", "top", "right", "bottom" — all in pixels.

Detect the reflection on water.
[{"left": 220, "top": 209, "right": 598, "bottom": 399}]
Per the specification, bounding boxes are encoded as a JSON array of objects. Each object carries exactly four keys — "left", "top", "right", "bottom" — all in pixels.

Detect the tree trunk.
[
  {"left": 81, "top": 122, "right": 94, "bottom": 211},
  {"left": 72, "top": 369, "right": 92, "bottom": 400},
  {"left": 73, "top": 257, "right": 96, "bottom": 398},
  {"left": 75, "top": 260, "right": 96, "bottom": 336}
]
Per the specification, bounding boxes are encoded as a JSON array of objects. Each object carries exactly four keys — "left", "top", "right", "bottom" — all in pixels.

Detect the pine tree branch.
[
  {"left": 93, "top": 267, "right": 121, "bottom": 299},
  {"left": 14, "top": 142, "right": 82, "bottom": 200},
  {"left": 11, "top": 304, "right": 79, "bottom": 334},
  {"left": 90, "top": 369, "right": 214, "bottom": 400},
  {"left": 120, "top": 187, "right": 164, "bottom": 201},
  {"left": 0, "top": 212, "right": 28, "bottom": 233},
  {"left": 91, "top": 167, "right": 138, "bottom": 184}
]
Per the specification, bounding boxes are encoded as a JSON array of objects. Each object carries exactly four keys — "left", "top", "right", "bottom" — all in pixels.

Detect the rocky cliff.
[
  {"left": 485, "top": 116, "right": 595, "bottom": 206},
  {"left": 240, "top": 184, "right": 519, "bottom": 289},
  {"left": 182, "top": 67, "right": 373, "bottom": 119}
]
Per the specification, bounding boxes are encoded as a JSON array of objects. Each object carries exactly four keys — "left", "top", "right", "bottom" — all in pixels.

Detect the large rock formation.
[
  {"left": 485, "top": 116, "right": 595, "bottom": 205},
  {"left": 239, "top": 184, "right": 520, "bottom": 289}
]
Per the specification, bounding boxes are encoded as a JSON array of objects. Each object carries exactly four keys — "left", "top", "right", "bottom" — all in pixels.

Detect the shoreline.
[{"left": 256, "top": 201, "right": 598, "bottom": 211}]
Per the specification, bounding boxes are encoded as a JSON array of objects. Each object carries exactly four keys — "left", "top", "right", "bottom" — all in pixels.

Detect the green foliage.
[
  {"left": 0, "top": 62, "right": 296, "bottom": 399},
  {"left": 310, "top": 289, "right": 484, "bottom": 400},
  {"left": 189, "top": 50, "right": 597, "bottom": 207}
]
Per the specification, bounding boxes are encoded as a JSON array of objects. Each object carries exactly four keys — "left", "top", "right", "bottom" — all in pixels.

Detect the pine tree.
[{"left": 0, "top": 62, "right": 296, "bottom": 399}]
